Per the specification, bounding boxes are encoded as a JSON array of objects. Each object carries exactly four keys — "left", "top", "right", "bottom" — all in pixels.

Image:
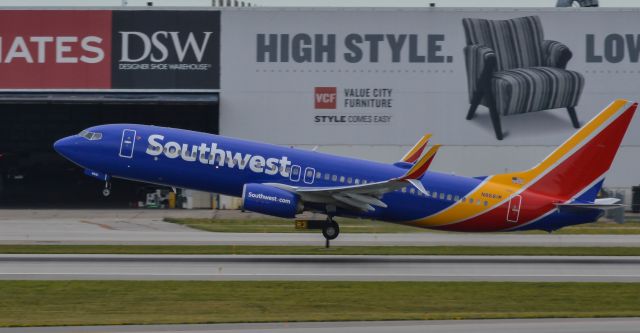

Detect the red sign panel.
[
  {"left": 314, "top": 86, "right": 337, "bottom": 109},
  {"left": 0, "top": 10, "right": 111, "bottom": 89}
]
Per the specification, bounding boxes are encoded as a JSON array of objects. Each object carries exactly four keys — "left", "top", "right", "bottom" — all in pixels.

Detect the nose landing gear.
[{"left": 102, "top": 181, "right": 111, "bottom": 197}]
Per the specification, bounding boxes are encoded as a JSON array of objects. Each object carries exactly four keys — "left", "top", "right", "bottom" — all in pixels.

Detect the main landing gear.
[{"left": 322, "top": 217, "right": 340, "bottom": 248}]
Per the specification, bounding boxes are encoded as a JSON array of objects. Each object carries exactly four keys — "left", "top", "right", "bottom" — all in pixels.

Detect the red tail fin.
[{"left": 499, "top": 99, "right": 636, "bottom": 200}]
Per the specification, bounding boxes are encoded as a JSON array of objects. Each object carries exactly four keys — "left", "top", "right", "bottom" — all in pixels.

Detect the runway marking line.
[{"left": 1, "top": 273, "right": 640, "bottom": 278}]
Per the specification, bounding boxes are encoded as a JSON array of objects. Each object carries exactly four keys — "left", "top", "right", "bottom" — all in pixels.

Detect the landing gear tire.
[
  {"left": 322, "top": 220, "right": 340, "bottom": 241},
  {"left": 102, "top": 181, "right": 111, "bottom": 197}
]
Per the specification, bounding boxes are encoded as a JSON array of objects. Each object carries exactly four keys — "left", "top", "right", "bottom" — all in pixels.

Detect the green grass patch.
[
  {"left": 164, "top": 217, "right": 424, "bottom": 233},
  {"left": 164, "top": 217, "right": 640, "bottom": 235},
  {"left": 0, "top": 281, "right": 639, "bottom": 327},
  {"left": 3, "top": 245, "right": 640, "bottom": 256}
]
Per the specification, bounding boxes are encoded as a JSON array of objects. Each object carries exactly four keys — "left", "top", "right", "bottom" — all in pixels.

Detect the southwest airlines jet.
[{"left": 54, "top": 99, "right": 636, "bottom": 241}]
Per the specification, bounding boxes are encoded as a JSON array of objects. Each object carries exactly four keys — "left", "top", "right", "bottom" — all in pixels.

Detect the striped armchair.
[{"left": 462, "top": 15, "right": 584, "bottom": 140}]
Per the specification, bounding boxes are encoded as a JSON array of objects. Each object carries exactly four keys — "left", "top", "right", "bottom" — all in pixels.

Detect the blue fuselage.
[{"left": 54, "top": 124, "right": 601, "bottom": 232}]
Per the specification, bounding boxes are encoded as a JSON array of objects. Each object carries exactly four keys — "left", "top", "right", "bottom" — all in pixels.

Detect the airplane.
[{"left": 54, "top": 99, "right": 636, "bottom": 242}]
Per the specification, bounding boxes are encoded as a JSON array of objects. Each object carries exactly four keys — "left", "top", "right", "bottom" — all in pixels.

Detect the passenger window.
[
  {"left": 484, "top": 201, "right": 489, "bottom": 206},
  {"left": 306, "top": 170, "right": 313, "bottom": 177},
  {"left": 401, "top": 187, "right": 407, "bottom": 193},
  {"left": 316, "top": 172, "right": 322, "bottom": 179},
  {"left": 462, "top": 197, "right": 466, "bottom": 202},
  {"left": 446, "top": 194, "right": 452, "bottom": 201},
  {"left": 469, "top": 198, "right": 474, "bottom": 204},
  {"left": 339, "top": 176, "right": 345, "bottom": 183},
  {"left": 331, "top": 175, "right": 338, "bottom": 181},
  {"left": 476, "top": 200, "right": 482, "bottom": 205},
  {"left": 454, "top": 195, "right": 460, "bottom": 201},
  {"left": 292, "top": 168, "right": 300, "bottom": 176},
  {"left": 410, "top": 188, "right": 416, "bottom": 194},
  {"left": 324, "top": 173, "right": 330, "bottom": 180},
  {"left": 433, "top": 191, "right": 438, "bottom": 198},
  {"left": 362, "top": 180, "right": 368, "bottom": 184},
  {"left": 439, "top": 193, "right": 445, "bottom": 200},
  {"left": 347, "top": 177, "right": 353, "bottom": 184},
  {"left": 355, "top": 178, "right": 360, "bottom": 184}
]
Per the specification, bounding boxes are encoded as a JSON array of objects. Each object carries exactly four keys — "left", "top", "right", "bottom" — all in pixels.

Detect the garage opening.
[{"left": 0, "top": 93, "right": 218, "bottom": 208}]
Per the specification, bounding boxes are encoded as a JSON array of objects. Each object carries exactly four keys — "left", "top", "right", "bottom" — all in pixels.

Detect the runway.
[
  {"left": 1, "top": 318, "right": 640, "bottom": 333},
  {"left": 2, "top": 254, "right": 640, "bottom": 282},
  {"left": 1, "top": 209, "right": 640, "bottom": 247}
]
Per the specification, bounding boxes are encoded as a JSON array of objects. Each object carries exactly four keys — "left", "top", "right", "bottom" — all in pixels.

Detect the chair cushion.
[
  {"left": 491, "top": 67, "right": 584, "bottom": 116},
  {"left": 463, "top": 16, "right": 544, "bottom": 71}
]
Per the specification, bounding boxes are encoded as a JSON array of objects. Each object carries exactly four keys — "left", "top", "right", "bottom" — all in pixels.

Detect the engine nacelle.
[{"left": 241, "top": 183, "right": 303, "bottom": 218}]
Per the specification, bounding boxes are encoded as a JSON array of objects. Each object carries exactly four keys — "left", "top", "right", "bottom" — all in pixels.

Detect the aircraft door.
[
  {"left": 303, "top": 167, "right": 315, "bottom": 184},
  {"left": 506, "top": 195, "right": 522, "bottom": 223},
  {"left": 119, "top": 129, "right": 136, "bottom": 158},
  {"left": 289, "top": 165, "right": 301, "bottom": 182}
]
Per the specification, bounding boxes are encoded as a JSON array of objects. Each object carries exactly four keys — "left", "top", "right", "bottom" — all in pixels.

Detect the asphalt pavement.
[
  {"left": 1, "top": 209, "right": 639, "bottom": 247},
  {"left": 1, "top": 254, "right": 639, "bottom": 281},
  {"left": 1, "top": 318, "right": 640, "bottom": 333}
]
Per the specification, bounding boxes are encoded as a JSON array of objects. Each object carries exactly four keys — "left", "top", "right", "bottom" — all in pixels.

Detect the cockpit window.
[{"left": 79, "top": 130, "right": 103, "bottom": 141}]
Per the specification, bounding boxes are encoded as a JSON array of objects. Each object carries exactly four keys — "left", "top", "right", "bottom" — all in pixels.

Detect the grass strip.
[
  {"left": 164, "top": 217, "right": 426, "bottom": 233},
  {"left": 2, "top": 245, "right": 640, "bottom": 256},
  {"left": 164, "top": 217, "right": 640, "bottom": 235},
  {"left": 0, "top": 281, "right": 639, "bottom": 327}
]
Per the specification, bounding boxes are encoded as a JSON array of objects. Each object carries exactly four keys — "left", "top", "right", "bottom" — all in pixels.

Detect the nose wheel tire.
[
  {"left": 322, "top": 220, "right": 340, "bottom": 240},
  {"left": 102, "top": 181, "right": 111, "bottom": 197}
]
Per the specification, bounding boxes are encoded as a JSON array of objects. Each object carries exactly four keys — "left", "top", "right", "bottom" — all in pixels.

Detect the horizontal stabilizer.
[{"left": 556, "top": 198, "right": 622, "bottom": 213}]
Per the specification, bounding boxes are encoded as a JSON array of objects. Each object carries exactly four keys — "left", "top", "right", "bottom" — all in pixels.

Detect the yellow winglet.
[
  {"left": 399, "top": 144, "right": 441, "bottom": 180},
  {"left": 400, "top": 134, "right": 432, "bottom": 163}
]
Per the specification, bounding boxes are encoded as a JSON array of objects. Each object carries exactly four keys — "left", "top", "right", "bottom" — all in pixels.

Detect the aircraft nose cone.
[{"left": 53, "top": 136, "right": 75, "bottom": 158}]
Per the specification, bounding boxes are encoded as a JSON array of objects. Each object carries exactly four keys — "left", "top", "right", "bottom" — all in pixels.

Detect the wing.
[
  {"left": 400, "top": 134, "right": 431, "bottom": 163},
  {"left": 266, "top": 144, "right": 441, "bottom": 212}
]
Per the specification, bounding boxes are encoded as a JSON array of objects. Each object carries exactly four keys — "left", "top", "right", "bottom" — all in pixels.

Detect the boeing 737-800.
[{"left": 54, "top": 99, "right": 636, "bottom": 241}]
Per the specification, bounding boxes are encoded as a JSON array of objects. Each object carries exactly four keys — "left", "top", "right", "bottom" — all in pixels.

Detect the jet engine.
[{"left": 241, "top": 183, "right": 303, "bottom": 218}]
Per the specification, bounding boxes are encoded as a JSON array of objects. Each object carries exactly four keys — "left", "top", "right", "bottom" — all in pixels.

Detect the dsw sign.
[{"left": 118, "top": 31, "right": 213, "bottom": 63}]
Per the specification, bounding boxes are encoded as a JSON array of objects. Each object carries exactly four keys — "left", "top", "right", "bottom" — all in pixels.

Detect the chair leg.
[
  {"left": 489, "top": 106, "right": 503, "bottom": 140},
  {"left": 467, "top": 103, "right": 479, "bottom": 120},
  {"left": 466, "top": 91, "right": 483, "bottom": 120},
  {"left": 567, "top": 107, "right": 580, "bottom": 128}
]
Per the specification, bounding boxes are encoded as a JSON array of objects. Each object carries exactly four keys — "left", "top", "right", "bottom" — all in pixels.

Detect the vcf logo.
[
  {"left": 314, "top": 87, "right": 337, "bottom": 109},
  {"left": 118, "top": 31, "right": 213, "bottom": 63}
]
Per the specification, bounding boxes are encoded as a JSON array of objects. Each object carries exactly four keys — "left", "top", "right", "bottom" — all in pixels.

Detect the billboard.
[
  {"left": 112, "top": 10, "right": 220, "bottom": 89},
  {"left": 0, "top": 10, "right": 112, "bottom": 89},
  {"left": 0, "top": 9, "right": 220, "bottom": 90},
  {"left": 220, "top": 9, "right": 640, "bottom": 146}
]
